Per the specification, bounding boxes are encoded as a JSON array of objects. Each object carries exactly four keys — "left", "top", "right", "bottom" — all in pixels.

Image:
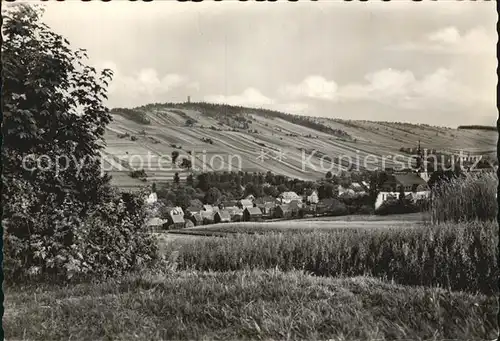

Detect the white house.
[
  {"left": 306, "top": 190, "right": 319, "bottom": 204},
  {"left": 145, "top": 192, "right": 158, "bottom": 205},
  {"left": 374, "top": 172, "right": 430, "bottom": 210},
  {"left": 170, "top": 206, "right": 185, "bottom": 217},
  {"left": 279, "top": 191, "right": 302, "bottom": 204},
  {"left": 338, "top": 185, "right": 355, "bottom": 197},
  {"left": 374, "top": 191, "right": 430, "bottom": 210},
  {"left": 245, "top": 194, "right": 256, "bottom": 201}
]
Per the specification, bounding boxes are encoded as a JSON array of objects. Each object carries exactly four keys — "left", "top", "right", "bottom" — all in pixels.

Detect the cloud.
[
  {"left": 336, "top": 67, "right": 487, "bottom": 110},
  {"left": 204, "top": 88, "right": 310, "bottom": 115},
  {"left": 428, "top": 27, "right": 460, "bottom": 44},
  {"left": 95, "top": 62, "right": 192, "bottom": 107},
  {"left": 204, "top": 88, "right": 275, "bottom": 107},
  {"left": 387, "top": 26, "right": 495, "bottom": 55},
  {"left": 280, "top": 76, "right": 338, "bottom": 101}
]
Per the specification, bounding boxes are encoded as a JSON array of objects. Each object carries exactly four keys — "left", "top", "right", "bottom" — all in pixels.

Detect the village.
[{"left": 144, "top": 141, "right": 497, "bottom": 230}]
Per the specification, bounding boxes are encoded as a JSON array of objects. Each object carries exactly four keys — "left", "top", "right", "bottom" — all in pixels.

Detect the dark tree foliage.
[
  {"left": 2, "top": 5, "right": 157, "bottom": 282},
  {"left": 172, "top": 151, "right": 180, "bottom": 164},
  {"left": 457, "top": 125, "right": 496, "bottom": 131}
]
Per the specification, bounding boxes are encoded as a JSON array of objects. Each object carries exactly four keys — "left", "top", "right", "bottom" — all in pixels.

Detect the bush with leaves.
[{"left": 2, "top": 4, "right": 158, "bottom": 282}]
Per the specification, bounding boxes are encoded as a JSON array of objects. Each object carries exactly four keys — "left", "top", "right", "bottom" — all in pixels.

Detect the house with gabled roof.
[
  {"left": 220, "top": 200, "right": 238, "bottom": 209},
  {"left": 202, "top": 204, "right": 214, "bottom": 212},
  {"left": 306, "top": 190, "right": 319, "bottom": 204},
  {"left": 278, "top": 191, "right": 301, "bottom": 204},
  {"left": 375, "top": 172, "right": 430, "bottom": 210},
  {"left": 214, "top": 210, "right": 231, "bottom": 223},
  {"left": 189, "top": 213, "right": 204, "bottom": 226},
  {"left": 274, "top": 204, "right": 292, "bottom": 219},
  {"left": 225, "top": 206, "right": 243, "bottom": 221},
  {"left": 243, "top": 207, "right": 263, "bottom": 222},
  {"left": 145, "top": 217, "right": 168, "bottom": 231},
  {"left": 186, "top": 199, "right": 203, "bottom": 213},
  {"left": 237, "top": 199, "right": 254, "bottom": 210},
  {"left": 166, "top": 213, "right": 185, "bottom": 229},
  {"left": 288, "top": 200, "right": 302, "bottom": 216},
  {"left": 257, "top": 202, "right": 276, "bottom": 218},
  {"left": 245, "top": 194, "right": 256, "bottom": 201},
  {"left": 201, "top": 210, "right": 215, "bottom": 224},
  {"left": 254, "top": 196, "right": 276, "bottom": 206}
]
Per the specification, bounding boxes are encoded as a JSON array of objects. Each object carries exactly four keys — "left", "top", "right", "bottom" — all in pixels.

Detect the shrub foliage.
[
  {"left": 2, "top": 5, "right": 157, "bottom": 282},
  {"left": 429, "top": 172, "right": 497, "bottom": 223}
]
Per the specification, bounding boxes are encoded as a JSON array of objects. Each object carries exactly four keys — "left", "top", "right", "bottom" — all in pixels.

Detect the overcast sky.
[{"left": 39, "top": 1, "right": 496, "bottom": 127}]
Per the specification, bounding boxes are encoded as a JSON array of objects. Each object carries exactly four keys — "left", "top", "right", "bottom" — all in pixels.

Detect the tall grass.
[
  {"left": 168, "top": 221, "right": 498, "bottom": 295},
  {"left": 430, "top": 172, "right": 497, "bottom": 223},
  {"left": 5, "top": 270, "right": 497, "bottom": 340}
]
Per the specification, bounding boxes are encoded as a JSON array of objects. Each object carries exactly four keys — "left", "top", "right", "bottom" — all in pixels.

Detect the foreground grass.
[
  {"left": 168, "top": 221, "right": 498, "bottom": 295},
  {"left": 5, "top": 270, "right": 497, "bottom": 340}
]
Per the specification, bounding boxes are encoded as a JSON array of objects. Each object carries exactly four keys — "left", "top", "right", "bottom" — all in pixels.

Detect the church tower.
[
  {"left": 415, "top": 140, "right": 422, "bottom": 170},
  {"left": 416, "top": 140, "right": 430, "bottom": 182}
]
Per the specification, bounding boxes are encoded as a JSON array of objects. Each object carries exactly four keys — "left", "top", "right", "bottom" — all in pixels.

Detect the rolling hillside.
[{"left": 103, "top": 102, "right": 497, "bottom": 191}]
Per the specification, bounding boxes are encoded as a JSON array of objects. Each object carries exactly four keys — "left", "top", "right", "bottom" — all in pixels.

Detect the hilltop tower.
[{"left": 187, "top": 95, "right": 191, "bottom": 104}]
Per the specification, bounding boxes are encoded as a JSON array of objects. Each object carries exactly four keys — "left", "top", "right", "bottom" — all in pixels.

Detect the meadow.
[
  {"left": 5, "top": 270, "right": 497, "bottom": 340},
  {"left": 5, "top": 173, "right": 498, "bottom": 340},
  {"left": 5, "top": 6, "right": 497, "bottom": 339},
  {"left": 167, "top": 221, "right": 497, "bottom": 295}
]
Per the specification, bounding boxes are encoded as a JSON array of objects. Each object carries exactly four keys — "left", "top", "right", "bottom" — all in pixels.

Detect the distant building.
[
  {"left": 375, "top": 172, "right": 430, "bottom": 210},
  {"left": 243, "top": 207, "right": 263, "bottom": 222},
  {"left": 288, "top": 201, "right": 302, "bottom": 217},
  {"left": 338, "top": 185, "right": 355, "bottom": 197},
  {"left": 189, "top": 213, "right": 204, "bottom": 226},
  {"left": 278, "top": 191, "right": 301, "bottom": 204},
  {"left": 256, "top": 202, "right": 276, "bottom": 218},
  {"left": 220, "top": 200, "right": 238, "bottom": 209},
  {"left": 201, "top": 211, "right": 215, "bottom": 224},
  {"left": 380, "top": 173, "right": 428, "bottom": 192},
  {"left": 306, "top": 190, "right": 319, "bottom": 204},
  {"left": 187, "top": 199, "right": 203, "bottom": 212},
  {"left": 254, "top": 196, "right": 276, "bottom": 206},
  {"left": 166, "top": 213, "right": 185, "bottom": 229},
  {"left": 145, "top": 217, "right": 168, "bottom": 231},
  {"left": 274, "top": 204, "right": 292, "bottom": 219},
  {"left": 214, "top": 210, "right": 231, "bottom": 224},
  {"left": 237, "top": 199, "right": 254, "bottom": 210},
  {"left": 145, "top": 192, "right": 158, "bottom": 205},
  {"left": 245, "top": 194, "right": 256, "bottom": 201},
  {"left": 169, "top": 206, "right": 185, "bottom": 217},
  {"left": 227, "top": 207, "right": 244, "bottom": 222}
]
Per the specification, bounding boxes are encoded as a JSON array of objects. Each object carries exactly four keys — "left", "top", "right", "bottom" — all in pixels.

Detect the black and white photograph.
[{"left": 1, "top": 1, "right": 498, "bottom": 340}]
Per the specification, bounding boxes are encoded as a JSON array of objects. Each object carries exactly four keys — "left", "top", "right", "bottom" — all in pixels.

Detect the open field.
[
  {"left": 103, "top": 104, "right": 497, "bottom": 190},
  {"left": 169, "top": 220, "right": 423, "bottom": 237},
  {"left": 165, "top": 213, "right": 429, "bottom": 237},
  {"left": 301, "top": 211, "right": 430, "bottom": 222},
  {"left": 4, "top": 270, "right": 497, "bottom": 341},
  {"left": 165, "top": 220, "right": 498, "bottom": 295}
]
